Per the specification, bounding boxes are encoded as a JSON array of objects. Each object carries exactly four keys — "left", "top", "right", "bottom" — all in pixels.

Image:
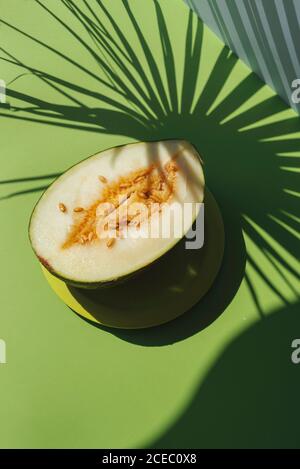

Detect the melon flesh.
[{"left": 29, "top": 140, "right": 205, "bottom": 287}]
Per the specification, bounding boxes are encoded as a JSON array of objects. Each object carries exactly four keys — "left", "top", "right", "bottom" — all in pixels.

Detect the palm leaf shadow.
[
  {"left": 0, "top": 0, "right": 299, "bottom": 345},
  {"left": 0, "top": 173, "right": 62, "bottom": 200}
]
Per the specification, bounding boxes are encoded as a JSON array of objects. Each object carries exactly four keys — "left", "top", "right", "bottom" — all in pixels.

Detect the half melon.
[{"left": 29, "top": 140, "right": 205, "bottom": 288}]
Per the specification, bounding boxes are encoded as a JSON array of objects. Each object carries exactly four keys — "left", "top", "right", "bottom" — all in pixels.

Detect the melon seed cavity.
[{"left": 62, "top": 160, "right": 178, "bottom": 250}]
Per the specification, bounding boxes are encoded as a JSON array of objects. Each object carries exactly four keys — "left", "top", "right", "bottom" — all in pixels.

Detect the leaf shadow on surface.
[
  {"left": 0, "top": 0, "right": 299, "bottom": 346},
  {"left": 0, "top": 173, "right": 62, "bottom": 200},
  {"left": 150, "top": 301, "right": 300, "bottom": 448}
]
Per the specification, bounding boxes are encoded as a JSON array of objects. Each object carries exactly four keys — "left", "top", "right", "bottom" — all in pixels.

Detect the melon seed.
[
  {"left": 59, "top": 203, "right": 67, "bottom": 213},
  {"left": 134, "top": 175, "right": 145, "bottom": 183},
  {"left": 106, "top": 238, "right": 115, "bottom": 248},
  {"left": 79, "top": 235, "right": 86, "bottom": 244}
]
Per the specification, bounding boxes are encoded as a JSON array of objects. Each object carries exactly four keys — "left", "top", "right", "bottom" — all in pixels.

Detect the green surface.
[{"left": 0, "top": 0, "right": 299, "bottom": 449}]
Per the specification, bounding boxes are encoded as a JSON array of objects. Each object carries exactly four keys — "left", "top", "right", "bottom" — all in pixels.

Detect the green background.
[{"left": 0, "top": 0, "right": 299, "bottom": 448}]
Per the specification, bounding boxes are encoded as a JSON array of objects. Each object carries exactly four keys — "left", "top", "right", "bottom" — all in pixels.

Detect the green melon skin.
[{"left": 37, "top": 253, "right": 146, "bottom": 289}]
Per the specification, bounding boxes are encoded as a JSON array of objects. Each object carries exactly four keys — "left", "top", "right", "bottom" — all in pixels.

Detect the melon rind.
[{"left": 29, "top": 140, "right": 205, "bottom": 288}]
